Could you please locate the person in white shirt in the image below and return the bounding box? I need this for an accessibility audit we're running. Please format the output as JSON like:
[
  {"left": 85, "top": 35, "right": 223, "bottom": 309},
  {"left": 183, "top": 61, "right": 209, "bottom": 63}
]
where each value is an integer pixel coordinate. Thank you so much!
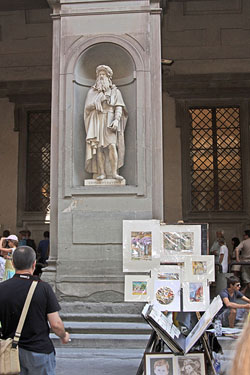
[
  {"left": 0, "top": 255, "right": 6, "bottom": 281},
  {"left": 219, "top": 238, "right": 228, "bottom": 273},
  {"left": 210, "top": 230, "right": 225, "bottom": 264}
]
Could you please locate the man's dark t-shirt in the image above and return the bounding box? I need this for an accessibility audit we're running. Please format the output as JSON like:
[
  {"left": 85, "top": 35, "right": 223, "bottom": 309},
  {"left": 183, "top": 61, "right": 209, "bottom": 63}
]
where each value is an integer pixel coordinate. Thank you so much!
[
  {"left": 0, "top": 274, "right": 60, "bottom": 353},
  {"left": 219, "top": 287, "right": 244, "bottom": 314}
]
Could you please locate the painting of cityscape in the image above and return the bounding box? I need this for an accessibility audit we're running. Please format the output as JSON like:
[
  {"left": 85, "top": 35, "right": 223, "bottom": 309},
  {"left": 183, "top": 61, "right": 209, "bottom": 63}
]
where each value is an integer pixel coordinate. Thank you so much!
[
  {"left": 131, "top": 231, "right": 152, "bottom": 260},
  {"left": 163, "top": 232, "right": 194, "bottom": 252}
]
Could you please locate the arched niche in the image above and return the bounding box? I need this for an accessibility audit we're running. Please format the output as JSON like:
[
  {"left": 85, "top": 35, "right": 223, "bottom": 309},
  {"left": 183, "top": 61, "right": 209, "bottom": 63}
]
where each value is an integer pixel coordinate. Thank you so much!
[{"left": 73, "top": 42, "right": 137, "bottom": 187}]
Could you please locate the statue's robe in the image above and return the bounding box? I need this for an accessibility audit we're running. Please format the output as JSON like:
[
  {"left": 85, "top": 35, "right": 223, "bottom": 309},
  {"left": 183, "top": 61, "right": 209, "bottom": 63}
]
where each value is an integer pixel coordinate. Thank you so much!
[{"left": 84, "top": 85, "right": 128, "bottom": 175}]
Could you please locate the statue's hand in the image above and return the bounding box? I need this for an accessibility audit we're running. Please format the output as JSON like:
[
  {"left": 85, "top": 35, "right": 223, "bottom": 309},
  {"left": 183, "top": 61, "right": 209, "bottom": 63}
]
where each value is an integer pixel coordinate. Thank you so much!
[
  {"left": 95, "top": 92, "right": 106, "bottom": 112},
  {"left": 95, "top": 101, "right": 103, "bottom": 112},
  {"left": 109, "top": 119, "right": 119, "bottom": 132}
]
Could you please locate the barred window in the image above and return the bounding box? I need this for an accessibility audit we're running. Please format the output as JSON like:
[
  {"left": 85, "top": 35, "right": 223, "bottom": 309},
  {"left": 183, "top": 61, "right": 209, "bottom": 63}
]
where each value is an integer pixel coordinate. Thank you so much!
[
  {"left": 25, "top": 111, "right": 51, "bottom": 213},
  {"left": 189, "top": 106, "right": 243, "bottom": 212}
]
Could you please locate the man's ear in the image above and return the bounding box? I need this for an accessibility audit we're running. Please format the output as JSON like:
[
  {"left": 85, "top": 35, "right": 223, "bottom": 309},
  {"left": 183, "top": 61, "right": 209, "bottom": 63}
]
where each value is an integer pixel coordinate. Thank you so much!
[{"left": 32, "top": 260, "right": 36, "bottom": 271}]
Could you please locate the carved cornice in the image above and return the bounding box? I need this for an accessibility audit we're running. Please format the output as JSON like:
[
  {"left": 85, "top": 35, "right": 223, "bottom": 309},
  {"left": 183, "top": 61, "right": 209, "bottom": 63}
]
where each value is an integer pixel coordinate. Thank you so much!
[
  {"left": 162, "top": 71, "right": 250, "bottom": 98},
  {"left": 0, "top": 80, "right": 51, "bottom": 102},
  {"left": 47, "top": 0, "right": 60, "bottom": 9}
]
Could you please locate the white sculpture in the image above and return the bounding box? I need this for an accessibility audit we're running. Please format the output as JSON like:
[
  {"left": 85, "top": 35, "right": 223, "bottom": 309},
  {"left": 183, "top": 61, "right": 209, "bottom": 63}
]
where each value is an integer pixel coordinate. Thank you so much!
[{"left": 84, "top": 65, "right": 128, "bottom": 181}]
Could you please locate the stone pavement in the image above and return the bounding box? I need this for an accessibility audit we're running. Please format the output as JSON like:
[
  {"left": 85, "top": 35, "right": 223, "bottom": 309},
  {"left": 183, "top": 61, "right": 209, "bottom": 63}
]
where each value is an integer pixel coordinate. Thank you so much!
[
  {"left": 54, "top": 337, "right": 239, "bottom": 375},
  {"left": 55, "top": 348, "right": 144, "bottom": 375}
]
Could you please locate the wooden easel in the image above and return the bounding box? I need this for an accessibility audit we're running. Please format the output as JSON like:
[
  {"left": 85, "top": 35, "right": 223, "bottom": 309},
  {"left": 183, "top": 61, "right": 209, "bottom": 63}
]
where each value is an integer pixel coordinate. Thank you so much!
[{"left": 136, "top": 313, "right": 217, "bottom": 375}]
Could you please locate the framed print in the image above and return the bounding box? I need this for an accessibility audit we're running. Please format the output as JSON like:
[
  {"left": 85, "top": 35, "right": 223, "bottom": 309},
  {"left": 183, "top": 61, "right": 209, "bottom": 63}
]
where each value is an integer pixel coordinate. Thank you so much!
[
  {"left": 123, "top": 220, "right": 160, "bottom": 272},
  {"left": 182, "top": 281, "right": 210, "bottom": 312},
  {"left": 160, "top": 224, "right": 202, "bottom": 263},
  {"left": 182, "top": 255, "right": 215, "bottom": 282},
  {"left": 124, "top": 274, "right": 153, "bottom": 302},
  {"left": 152, "top": 266, "right": 181, "bottom": 311},
  {"left": 144, "top": 353, "right": 175, "bottom": 375},
  {"left": 176, "top": 353, "right": 206, "bottom": 375}
]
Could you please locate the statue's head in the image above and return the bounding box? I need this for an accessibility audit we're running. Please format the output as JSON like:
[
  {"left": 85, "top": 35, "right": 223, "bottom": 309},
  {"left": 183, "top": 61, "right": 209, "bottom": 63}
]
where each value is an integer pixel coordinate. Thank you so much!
[
  {"left": 95, "top": 65, "right": 113, "bottom": 92},
  {"left": 96, "top": 65, "right": 113, "bottom": 79}
]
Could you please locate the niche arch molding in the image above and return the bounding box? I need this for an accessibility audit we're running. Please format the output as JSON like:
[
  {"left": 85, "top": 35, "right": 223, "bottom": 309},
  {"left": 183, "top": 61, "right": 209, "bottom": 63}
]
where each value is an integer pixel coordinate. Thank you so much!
[{"left": 61, "top": 34, "right": 147, "bottom": 197}]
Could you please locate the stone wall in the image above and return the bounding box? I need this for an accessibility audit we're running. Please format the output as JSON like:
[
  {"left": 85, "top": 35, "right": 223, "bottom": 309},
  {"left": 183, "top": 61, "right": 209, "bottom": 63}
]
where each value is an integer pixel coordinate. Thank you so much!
[
  {"left": 0, "top": 8, "right": 52, "bottom": 82},
  {"left": 162, "top": 0, "right": 250, "bottom": 248},
  {"left": 0, "top": 98, "right": 18, "bottom": 233},
  {"left": 46, "top": 0, "right": 163, "bottom": 301},
  {"left": 0, "top": 7, "right": 52, "bottom": 241}
]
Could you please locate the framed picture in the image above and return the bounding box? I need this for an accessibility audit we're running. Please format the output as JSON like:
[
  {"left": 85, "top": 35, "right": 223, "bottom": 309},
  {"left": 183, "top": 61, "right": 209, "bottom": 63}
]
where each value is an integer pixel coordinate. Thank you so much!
[
  {"left": 160, "top": 224, "right": 202, "bottom": 263},
  {"left": 151, "top": 266, "right": 181, "bottom": 311},
  {"left": 124, "top": 274, "right": 153, "bottom": 302},
  {"left": 123, "top": 220, "right": 160, "bottom": 272},
  {"left": 182, "top": 281, "right": 210, "bottom": 312},
  {"left": 144, "top": 353, "right": 175, "bottom": 375},
  {"left": 182, "top": 255, "right": 215, "bottom": 282},
  {"left": 176, "top": 353, "right": 206, "bottom": 375}
]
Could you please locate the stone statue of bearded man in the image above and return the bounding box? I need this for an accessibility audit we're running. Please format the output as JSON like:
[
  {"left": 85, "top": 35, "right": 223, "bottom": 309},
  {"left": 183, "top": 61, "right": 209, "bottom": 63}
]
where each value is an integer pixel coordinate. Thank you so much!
[{"left": 84, "top": 65, "right": 128, "bottom": 181}]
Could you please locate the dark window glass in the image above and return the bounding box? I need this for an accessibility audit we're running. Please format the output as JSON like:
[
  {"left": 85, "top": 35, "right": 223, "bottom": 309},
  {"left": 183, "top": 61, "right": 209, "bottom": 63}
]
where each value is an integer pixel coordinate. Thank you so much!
[
  {"left": 189, "top": 107, "right": 243, "bottom": 212},
  {"left": 25, "top": 111, "right": 51, "bottom": 212}
]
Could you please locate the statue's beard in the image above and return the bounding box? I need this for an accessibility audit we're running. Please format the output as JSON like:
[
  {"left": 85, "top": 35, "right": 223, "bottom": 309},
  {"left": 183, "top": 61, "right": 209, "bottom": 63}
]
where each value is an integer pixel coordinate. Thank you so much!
[{"left": 95, "top": 76, "right": 110, "bottom": 92}]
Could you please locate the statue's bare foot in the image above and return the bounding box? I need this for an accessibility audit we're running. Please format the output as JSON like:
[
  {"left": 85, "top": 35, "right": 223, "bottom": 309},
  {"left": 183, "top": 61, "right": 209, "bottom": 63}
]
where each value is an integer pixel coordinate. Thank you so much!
[
  {"left": 96, "top": 174, "right": 106, "bottom": 180},
  {"left": 113, "top": 174, "right": 124, "bottom": 181}
]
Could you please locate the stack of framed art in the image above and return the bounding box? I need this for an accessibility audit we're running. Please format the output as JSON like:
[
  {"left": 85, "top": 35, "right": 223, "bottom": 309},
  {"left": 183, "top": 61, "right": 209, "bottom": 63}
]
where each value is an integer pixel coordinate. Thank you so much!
[{"left": 123, "top": 220, "right": 214, "bottom": 312}]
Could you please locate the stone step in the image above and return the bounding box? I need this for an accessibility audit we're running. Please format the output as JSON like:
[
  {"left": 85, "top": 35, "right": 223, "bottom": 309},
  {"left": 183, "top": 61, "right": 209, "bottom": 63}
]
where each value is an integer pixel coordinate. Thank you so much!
[
  {"left": 55, "top": 302, "right": 149, "bottom": 349},
  {"left": 55, "top": 348, "right": 144, "bottom": 375},
  {"left": 63, "top": 321, "right": 151, "bottom": 335},
  {"left": 59, "top": 302, "right": 144, "bottom": 315},
  {"left": 51, "top": 333, "right": 151, "bottom": 349},
  {"left": 60, "top": 312, "right": 143, "bottom": 323}
]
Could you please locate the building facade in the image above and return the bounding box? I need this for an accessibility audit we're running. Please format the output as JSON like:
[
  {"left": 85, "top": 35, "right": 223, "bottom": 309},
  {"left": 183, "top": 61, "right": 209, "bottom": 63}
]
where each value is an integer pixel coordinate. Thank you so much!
[{"left": 0, "top": 0, "right": 249, "bottom": 301}]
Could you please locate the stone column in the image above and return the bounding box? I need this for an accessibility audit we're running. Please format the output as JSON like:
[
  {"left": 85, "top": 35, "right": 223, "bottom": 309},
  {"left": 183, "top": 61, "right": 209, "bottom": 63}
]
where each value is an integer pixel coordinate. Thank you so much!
[
  {"left": 44, "top": 3, "right": 61, "bottom": 288},
  {"left": 45, "top": 0, "right": 163, "bottom": 302}
]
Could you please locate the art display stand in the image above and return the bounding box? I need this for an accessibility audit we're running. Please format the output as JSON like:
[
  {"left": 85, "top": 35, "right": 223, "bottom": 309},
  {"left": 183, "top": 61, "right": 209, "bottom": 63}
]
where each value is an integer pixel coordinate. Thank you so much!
[{"left": 136, "top": 296, "right": 223, "bottom": 375}]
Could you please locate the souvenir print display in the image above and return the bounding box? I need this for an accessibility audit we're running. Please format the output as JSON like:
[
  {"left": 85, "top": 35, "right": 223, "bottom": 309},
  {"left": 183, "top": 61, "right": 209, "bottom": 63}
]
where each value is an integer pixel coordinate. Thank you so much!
[
  {"left": 124, "top": 274, "right": 153, "bottom": 302},
  {"left": 123, "top": 220, "right": 160, "bottom": 272},
  {"left": 160, "top": 225, "right": 201, "bottom": 263},
  {"left": 182, "top": 281, "right": 210, "bottom": 312},
  {"left": 182, "top": 255, "right": 215, "bottom": 282},
  {"left": 152, "top": 266, "right": 181, "bottom": 311},
  {"left": 142, "top": 296, "right": 223, "bottom": 355}
]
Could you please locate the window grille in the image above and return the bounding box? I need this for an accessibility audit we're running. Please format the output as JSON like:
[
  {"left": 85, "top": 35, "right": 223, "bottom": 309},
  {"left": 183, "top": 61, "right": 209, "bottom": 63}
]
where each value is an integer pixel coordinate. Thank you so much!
[
  {"left": 25, "top": 111, "right": 51, "bottom": 213},
  {"left": 189, "top": 106, "right": 243, "bottom": 212}
]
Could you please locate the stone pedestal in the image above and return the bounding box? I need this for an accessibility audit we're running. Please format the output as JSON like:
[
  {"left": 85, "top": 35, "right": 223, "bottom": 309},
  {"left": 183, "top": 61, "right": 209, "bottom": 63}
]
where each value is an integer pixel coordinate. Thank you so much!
[
  {"left": 45, "top": 0, "right": 163, "bottom": 302},
  {"left": 84, "top": 179, "right": 126, "bottom": 186}
]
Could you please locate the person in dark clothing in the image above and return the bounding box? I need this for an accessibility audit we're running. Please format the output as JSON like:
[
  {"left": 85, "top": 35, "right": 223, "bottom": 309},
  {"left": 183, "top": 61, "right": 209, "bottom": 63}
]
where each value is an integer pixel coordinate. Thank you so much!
[
  {"left": 37, "top": 231, "right": 50, "bottom": 264},
  {"left": 2, "top": 229, "right": 10, "bottom": 238},
  {"left": 217, "top": 276, "right": 250, "bottom": 327},
  {"left": 0, "top": 246, "right": 70, "bottom": 375},
  {"left": 26, "top": 230, "right": 36, "bottom": 253}
]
